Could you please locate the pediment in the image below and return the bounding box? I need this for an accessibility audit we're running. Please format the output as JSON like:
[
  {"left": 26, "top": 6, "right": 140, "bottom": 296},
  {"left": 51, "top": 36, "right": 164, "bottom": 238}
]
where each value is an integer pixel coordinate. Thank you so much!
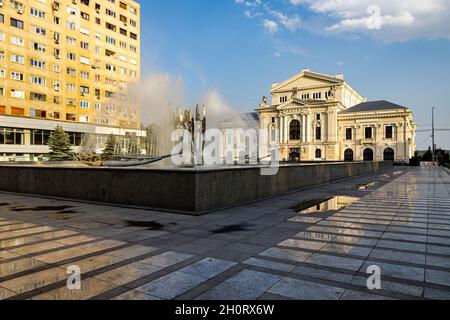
[
  {"left": 276, "top": 99, "right": 308, "bottom": 110},
  {"left": 272, "top": 70, "right": 343, "bottom": 93}
]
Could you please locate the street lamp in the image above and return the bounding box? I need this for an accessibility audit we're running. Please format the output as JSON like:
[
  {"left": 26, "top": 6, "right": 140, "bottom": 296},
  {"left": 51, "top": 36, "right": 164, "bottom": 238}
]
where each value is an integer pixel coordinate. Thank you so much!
[{"left": 432, "top": 107, "right": 437, "bottom": 165}]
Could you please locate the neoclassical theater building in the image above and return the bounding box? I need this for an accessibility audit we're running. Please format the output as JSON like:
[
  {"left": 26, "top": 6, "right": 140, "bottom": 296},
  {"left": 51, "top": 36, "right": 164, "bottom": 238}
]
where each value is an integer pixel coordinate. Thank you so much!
[{"left": 258, "top": 69, "right": 417, "bottom": 163}]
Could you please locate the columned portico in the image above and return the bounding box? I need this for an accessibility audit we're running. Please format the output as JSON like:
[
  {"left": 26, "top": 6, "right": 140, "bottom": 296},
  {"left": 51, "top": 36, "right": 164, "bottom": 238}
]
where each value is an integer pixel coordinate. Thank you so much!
[{"left": 258, "top": 69, "right": 416, "bottom": 163}]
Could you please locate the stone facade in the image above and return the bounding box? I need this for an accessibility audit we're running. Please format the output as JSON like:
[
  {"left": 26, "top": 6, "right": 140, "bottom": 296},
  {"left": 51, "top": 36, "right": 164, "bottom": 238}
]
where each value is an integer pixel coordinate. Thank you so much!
[{"left": 258, "top": 69, "right": 416, "bottom": 163}]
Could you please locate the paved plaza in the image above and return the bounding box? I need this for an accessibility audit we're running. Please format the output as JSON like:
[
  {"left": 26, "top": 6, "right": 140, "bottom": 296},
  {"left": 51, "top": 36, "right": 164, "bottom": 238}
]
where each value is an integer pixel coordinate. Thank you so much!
[{"left": 1, "top": 167, "right": 450, "bottom": 300}]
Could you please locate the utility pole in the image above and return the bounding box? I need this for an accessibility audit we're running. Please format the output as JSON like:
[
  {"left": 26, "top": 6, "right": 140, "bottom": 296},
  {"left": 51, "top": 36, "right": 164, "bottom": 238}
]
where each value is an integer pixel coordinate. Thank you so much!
[{"left": 432, "top": 107, "right": 437, "bottom": 165}]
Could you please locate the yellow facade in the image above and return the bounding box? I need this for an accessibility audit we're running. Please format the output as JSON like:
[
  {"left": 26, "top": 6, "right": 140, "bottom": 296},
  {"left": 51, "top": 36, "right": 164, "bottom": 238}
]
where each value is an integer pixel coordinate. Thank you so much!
[{"left": 0, "top": 0, "right": 141, "bottom": 128}]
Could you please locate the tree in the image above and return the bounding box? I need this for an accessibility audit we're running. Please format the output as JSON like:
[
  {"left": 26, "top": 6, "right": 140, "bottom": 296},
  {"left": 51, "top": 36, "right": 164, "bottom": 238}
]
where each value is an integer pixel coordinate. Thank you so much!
[
  {"left": 47, "top": 126, "right": 75, "bottom": 161},
  {"left": 101, "top": 134, "right": 117, "bottom": 161}
]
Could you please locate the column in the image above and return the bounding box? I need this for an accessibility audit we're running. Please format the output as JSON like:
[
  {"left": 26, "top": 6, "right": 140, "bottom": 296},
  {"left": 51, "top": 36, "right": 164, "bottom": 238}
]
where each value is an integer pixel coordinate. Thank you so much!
[
  {"left": 306, "top": 113, "right": 311, "bottom": 143},
  {"left": 302, "top": 114, "right": 306, "bottom": 142}
]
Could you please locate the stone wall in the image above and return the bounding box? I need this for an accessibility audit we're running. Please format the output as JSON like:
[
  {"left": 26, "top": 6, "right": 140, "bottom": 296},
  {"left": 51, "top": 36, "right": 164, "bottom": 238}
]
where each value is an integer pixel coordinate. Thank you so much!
[{"left": 0, "top": 162, "right": 392, "bottom": 214}]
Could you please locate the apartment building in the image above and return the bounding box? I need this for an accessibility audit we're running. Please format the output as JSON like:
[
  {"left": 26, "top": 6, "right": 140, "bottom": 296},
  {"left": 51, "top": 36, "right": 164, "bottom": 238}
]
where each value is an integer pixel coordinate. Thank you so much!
[{"left": 0, "top": 0, "right": 145, "bottom": 161}]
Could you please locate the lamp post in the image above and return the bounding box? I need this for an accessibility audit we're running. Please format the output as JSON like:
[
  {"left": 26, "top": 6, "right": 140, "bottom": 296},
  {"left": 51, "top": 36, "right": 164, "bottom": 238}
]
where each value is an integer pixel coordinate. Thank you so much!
[{"left": 432, "top": 107, "right": 437, "bottom": 165}]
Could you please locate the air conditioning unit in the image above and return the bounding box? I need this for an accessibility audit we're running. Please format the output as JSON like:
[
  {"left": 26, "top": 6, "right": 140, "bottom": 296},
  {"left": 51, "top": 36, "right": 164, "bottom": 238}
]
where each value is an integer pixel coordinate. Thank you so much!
[{"left": 17, "top": 7, "right": 24, "bottom": 14}]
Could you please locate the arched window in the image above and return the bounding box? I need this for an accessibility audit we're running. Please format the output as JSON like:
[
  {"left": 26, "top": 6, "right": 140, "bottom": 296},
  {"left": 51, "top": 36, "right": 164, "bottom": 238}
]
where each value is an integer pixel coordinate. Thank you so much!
[
  {"left": 344, "top": 149, "right": 354, "bottom": 162},
  {"left": 363, "top": 148, "right": 374, "bottom": 162},
  {"left": 289, "top": 120, "right": 301, "bottom": 140},
  {"left": 384, "top": 148, "right": 395, "bottom": 161},
  {"left": 315, "top": 149, "right": 322, "bottom": 159}
]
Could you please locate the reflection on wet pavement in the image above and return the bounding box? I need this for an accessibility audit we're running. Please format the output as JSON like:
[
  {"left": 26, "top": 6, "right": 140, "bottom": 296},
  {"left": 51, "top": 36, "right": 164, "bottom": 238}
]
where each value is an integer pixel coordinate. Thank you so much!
[{"left": 0, "top": 167, "right": 450, "bottom": 300}]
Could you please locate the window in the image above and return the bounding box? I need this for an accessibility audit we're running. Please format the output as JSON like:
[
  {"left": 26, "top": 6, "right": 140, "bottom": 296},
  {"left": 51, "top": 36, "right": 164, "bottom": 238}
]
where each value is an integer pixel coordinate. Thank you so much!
[
  {"left": 11, "top": 54, "right": 24, "bottom": 64},
  {"left": 106, "top": 9, "right": 116, "bottom": 17},
  {"left": 316, "top": 113, "right": 321, "bottom": 121},
  {"left": 31, "top": 130, "right": 52, "bottom": 146},
  {"left": 30, "top": 8, "right": 46, "bottom": 19},
  {"left": 106, "top": 22, "right": 116, "bottom": 32},
  {"left": 80, "top": 101, "right": 90, "bottom": 108},
  {"left": 66, "top": 114, "right": 77, "bottom": 121},
  {"left": 106, "top": 36, "right": 116, "bottom": 45},
  {"left": 10, "top": 18, "right": 24, "bottom": 29},
  {"left": 0, "top": 69, "right": 5, "bottom": 78},
  {"left": 30, "top": 109, "right": 47, "bottom": 118},
  {"left": 11, "top": 90, "right": 25, "bottom": 99},
  {"left": 80, "top": 86, "right": 90, "bottom": 95},
  {"left": 130, "top": 32, "right": 137, "bottom": 40},
  {"left": 80, "top": 41, "right": 90, "bottom": 50},
  {"left": 30, "top": 92, "right": 47, "bottom": 102},
  {"left": 80, "top": 56, "right": 90, "bottom": 65},
  {"left": 30, "top": 59, "right": 46, "bottom": 69},
  {"left": 289, "top": 120, "right": 301, "bottom": 140},
  {"left": 0, "top": 128, "right": 25, "bottom": 145},
  {"left": 11, "top": 72, "right": 24, "bottom": 81},
  {"left": 80, "top": 71, "right": 90, "bottom": 79},
  {"left": 0, "top": 51, "right": 4, "bottom": 59},
  {"left": 385, "top": 126, "right": 393, "bottom": 139},
  {"left": 31, "top": 25, "right": 46, "bottom": 36},
  {"left": 11, "top": 36, "right": 24, "bottom": 46},
  {"left": 67, "top": 37, "right": 76, "bottom": 45},
  {"left": 67, "top": 68, "right": 76, "bottom": 76},
  {"left": 67, "top": 21, "right": 76, "bottom": 30},
  {"left": 315, "top": 149, "right": 322, "bottom": 159},
  {"left": 30, "top": 76, "right": 46, "bottom": 86},
  {"left": 316, "top": 127, "right": 322, "bottom": 140},
  {"left": 106, "top": 64, "right": 116, "bottom": 72},
  {"left": 0, "top": 14, "right": 4, "bottom": 24},
  {"left": 280, "top": 96, "right": 288, "bottom": 103},
  {"left": 67, "top": 53, "right": 76, "bottom": 60},
  {"left": 346, "top": 128, "right": 352, "bottom": 140},
  {"left": 365, "top": 127, "right": 373, "bottom": 139},
  {"left": 67, "top": 84, "right": 76, "bottom": 91},
  {"left": 31, "top": 42, "right": 46, "bottom": 52}
]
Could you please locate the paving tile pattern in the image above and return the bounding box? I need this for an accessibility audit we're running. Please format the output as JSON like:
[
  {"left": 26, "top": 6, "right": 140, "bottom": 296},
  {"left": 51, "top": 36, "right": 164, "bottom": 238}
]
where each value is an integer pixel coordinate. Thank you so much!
[{"left": 0, "top": 167, "right": 450, "bottom": 300}]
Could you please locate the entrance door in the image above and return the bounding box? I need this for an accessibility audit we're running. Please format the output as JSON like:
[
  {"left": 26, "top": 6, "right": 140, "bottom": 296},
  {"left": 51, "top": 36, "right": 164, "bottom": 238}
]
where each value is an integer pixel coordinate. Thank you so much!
[
  {"left": 384, "top": 148, "right": 395, "bottom": 161},
  {"left": 344, "top": 149, "right": 354, "bottom": 162},
  {"left": 289, "top": 148, "right": 300, "bottom": 162},
  {"left": 363, "top": 148, "right": 374, "bottom": 161}
]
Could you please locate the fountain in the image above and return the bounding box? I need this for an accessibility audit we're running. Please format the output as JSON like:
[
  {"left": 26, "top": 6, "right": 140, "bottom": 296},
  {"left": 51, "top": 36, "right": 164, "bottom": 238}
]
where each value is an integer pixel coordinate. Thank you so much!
[{"left": 102, "top": 104, "right": 206, "bottom": 168}]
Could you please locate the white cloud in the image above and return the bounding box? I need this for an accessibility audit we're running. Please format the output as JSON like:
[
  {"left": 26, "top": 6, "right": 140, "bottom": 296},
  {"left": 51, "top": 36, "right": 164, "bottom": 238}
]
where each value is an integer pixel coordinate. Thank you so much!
[
  {"left": 262, "top": 19, "right": 279, "bottom": 33},
  {"left": 289, "top": 0, "right": 450, "bottom": 41}
]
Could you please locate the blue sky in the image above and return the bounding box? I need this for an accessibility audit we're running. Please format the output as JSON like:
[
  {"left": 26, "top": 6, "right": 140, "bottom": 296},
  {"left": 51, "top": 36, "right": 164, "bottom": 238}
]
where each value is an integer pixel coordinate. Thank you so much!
[{"left": 139, "top": 0, "right": 450, "bottom": 150}]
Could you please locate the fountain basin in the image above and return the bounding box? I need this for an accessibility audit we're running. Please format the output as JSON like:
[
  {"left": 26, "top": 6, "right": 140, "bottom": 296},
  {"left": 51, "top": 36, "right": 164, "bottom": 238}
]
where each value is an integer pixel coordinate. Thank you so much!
[{"left": 0, "top": 162, "right": 392, "bottom": 215}]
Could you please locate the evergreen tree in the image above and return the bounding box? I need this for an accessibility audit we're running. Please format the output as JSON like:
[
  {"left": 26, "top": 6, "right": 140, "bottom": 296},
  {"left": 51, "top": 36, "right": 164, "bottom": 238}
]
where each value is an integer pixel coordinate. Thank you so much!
[
  {"left": 47, "top": 126, "right": 75, "bottom": 161},
  {"left": 102, "top": 134, "right": 117, "bottom": 161}
]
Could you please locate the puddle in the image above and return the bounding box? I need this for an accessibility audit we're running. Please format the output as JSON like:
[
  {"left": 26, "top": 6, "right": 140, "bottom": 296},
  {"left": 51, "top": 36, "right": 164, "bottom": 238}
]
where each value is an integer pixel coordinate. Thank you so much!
[
  {"left": 356, "top": 182, "right": 378, "bottom": 191},
  {"left": 291, "top": 196, "right": 360, "bottom": 214},
  {"left": 125, "top": 220, "right": 165, "bottom": 230},
  {"left": 212, "top": 223, "right": 252, "bottom": 234},
  {"left": 0, "top": 203, "right": 10, "bottom": 207},
  {"left": 7, "top": 206, "right": 74, "bottom": 212}
]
